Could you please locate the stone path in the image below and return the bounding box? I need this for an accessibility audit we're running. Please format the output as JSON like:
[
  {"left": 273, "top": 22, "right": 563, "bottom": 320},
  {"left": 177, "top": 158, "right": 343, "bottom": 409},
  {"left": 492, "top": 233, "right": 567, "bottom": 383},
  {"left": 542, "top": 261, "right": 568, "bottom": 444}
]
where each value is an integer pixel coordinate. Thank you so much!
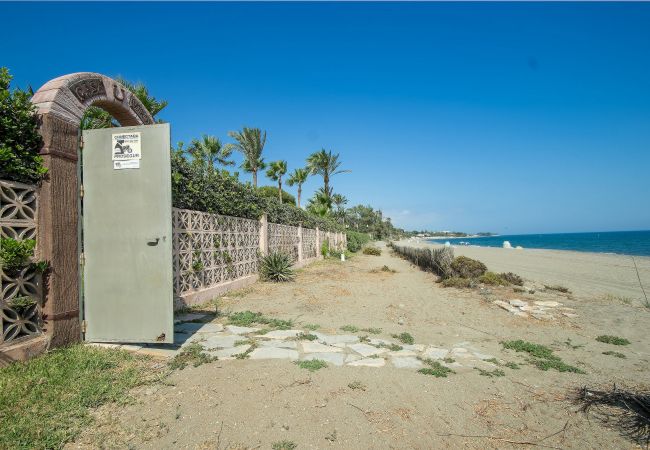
[
  {"left": 492, "top": 299, "right": 578, "bottom": 321},
  {"left": 89, "top": 314, "right": 506, "bottom": 373}
]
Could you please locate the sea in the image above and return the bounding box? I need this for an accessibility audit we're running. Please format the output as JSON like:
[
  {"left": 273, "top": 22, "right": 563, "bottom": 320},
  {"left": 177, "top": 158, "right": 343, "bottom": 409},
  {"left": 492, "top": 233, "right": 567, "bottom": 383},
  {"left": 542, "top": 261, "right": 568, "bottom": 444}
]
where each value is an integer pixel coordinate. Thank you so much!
[{"left": 426, "top": 230, "right": 650, "bottom": 257}]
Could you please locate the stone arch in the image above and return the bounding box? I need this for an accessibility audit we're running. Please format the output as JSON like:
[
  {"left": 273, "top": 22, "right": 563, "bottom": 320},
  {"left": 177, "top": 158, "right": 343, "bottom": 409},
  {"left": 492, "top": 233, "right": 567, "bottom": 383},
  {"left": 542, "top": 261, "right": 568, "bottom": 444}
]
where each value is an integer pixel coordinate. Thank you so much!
[{"left": 31, "top": 73, "right": 154, "bottom": 348}]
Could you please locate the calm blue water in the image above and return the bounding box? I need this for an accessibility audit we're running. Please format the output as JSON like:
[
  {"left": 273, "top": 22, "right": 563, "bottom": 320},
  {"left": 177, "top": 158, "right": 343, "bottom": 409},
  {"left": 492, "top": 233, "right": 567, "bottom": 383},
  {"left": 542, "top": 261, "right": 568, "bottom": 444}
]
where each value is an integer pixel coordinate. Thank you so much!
[{"left": 427, "top": 230, "right": 650, "bottom": 257}]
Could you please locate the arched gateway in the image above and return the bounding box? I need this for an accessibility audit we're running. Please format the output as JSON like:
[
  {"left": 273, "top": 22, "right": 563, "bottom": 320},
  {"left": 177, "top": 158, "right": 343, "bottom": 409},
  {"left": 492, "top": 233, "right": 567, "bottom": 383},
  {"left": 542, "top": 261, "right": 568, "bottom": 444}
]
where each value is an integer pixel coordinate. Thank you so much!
[{"left": 31, "top": 73, "right": 155, "bottom": 348}]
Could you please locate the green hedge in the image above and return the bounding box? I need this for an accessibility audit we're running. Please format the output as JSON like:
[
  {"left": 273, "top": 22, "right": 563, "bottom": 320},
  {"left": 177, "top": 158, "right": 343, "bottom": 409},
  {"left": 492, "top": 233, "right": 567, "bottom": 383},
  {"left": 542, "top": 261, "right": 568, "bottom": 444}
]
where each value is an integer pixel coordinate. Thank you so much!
[
  {"left": 171, "top": 151, "right": 342, "bottom": 231},
  {"left": 0, "top": 68, "right": 46, "bottom": 183},
  {"left": 346, "top": 230, "right": 371, "bottom": 252}
]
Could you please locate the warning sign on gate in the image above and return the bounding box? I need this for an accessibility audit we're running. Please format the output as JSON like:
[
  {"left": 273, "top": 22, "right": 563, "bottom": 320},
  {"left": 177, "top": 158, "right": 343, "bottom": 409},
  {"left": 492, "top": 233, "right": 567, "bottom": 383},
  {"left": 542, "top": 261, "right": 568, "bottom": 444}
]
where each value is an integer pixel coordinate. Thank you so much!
[{"left": 112, "top": 132, "right": 141, "bottom": 161}]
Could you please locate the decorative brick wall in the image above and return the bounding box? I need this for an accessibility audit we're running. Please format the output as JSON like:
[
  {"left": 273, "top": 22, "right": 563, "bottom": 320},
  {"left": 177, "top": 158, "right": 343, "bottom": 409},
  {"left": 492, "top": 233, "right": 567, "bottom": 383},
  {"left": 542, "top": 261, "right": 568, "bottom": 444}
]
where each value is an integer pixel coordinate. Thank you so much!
[
  {"left": 172, "top": 208, "right": 346, "bottom": 307},
  {"left": 0, "top": 180, "right": 42, "bottom": 346}
]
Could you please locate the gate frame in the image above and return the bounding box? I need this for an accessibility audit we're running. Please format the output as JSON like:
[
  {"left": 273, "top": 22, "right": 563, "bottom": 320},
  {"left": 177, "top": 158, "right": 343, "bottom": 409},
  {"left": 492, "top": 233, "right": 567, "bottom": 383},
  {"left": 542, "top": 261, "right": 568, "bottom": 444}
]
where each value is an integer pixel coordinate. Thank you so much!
[{"left": 31, "top": 73, "right": 154, "bottom": 349}]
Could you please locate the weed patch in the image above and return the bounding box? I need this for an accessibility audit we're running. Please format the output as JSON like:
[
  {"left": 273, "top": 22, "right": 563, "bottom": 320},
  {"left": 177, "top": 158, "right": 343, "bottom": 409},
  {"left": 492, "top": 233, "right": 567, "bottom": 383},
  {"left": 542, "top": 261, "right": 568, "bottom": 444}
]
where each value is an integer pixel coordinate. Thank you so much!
[
  {"left": 603, "top": 351, "right": 626, "bottom": 359},
  {"left": 295, "top": 359, "right": 327, "bottom": 372},
  {"left": 340, "top": 324, "right": 359, "bottom": 333},
  {"left": 363, "top": 246, "right": 381, "bottom": 256},
  {"left": 304, "top": 323, "right": 320, "bottom": 331},
  {"left": 295, "top": 332, "right": 318, "bottom": 341},
  {"left": 228, "top": 310, "right": 293, "bottom": 330},
  {"left": 476, "top": 368, "right": 505, "bottom": 377},
  {"left": 169, "top": 343, "right": 215, "bottom": 370},
  {"left": 392, "top": 332, "right": 415, "bottom": 345},
  {"left": 544, "top": 284, "right": 571, "bottom": 294},
  {"left": 361, "top": 327, "right": 382, "bottom": 334},
  {"left": 417, "top": 359, "right": 455, "bottom": 377},
  {"left": 501, "top": 339, "right": 585, "bottom": 374},
  {"left": 348, "top": 381, "right": 367, "bottom": 390},
  {"left": 596, "top": 335, "right": 630, "bottom": 346},
  {"left": 272, "top": 440, "right": 297, "bottom": 450}
]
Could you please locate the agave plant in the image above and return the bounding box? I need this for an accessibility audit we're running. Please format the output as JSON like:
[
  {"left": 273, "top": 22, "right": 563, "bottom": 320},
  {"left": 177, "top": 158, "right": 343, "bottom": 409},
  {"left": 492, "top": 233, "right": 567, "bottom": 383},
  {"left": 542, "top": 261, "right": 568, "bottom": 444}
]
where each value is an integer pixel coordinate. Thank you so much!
[{"left": 259, "top": 251, "right": 295, "bottom": 282}]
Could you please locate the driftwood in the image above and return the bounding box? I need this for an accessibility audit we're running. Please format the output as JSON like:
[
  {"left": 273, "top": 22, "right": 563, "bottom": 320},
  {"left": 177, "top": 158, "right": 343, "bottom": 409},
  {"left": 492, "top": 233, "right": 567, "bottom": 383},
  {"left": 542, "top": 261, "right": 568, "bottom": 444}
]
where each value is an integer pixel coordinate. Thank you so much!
[{"left": 573, "top": 385, "right": 650, "bottom": 446}]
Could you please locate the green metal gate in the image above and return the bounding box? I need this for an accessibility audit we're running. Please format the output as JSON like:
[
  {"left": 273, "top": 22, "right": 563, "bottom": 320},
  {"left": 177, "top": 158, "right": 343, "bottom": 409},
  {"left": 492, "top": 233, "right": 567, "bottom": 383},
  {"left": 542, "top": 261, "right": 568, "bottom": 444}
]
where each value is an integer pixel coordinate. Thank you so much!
[{"left": 81, "top": 124, "right": 173, "bottom": 343}]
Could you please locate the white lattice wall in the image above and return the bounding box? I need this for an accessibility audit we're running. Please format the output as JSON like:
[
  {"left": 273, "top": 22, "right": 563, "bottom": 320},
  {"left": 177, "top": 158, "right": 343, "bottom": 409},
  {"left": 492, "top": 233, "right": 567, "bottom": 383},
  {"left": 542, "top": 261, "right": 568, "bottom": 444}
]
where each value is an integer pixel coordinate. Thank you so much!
[
  {"left": 0, "top": 179, "right": 42, "bottom": 346},
  {"left": 172, "top": 208, "right": 344, "bottom": 304},
  {"left": 268, "top": 222, "right": 300, "bottom": 261},
  {"left": 172, "top": 208, "right": 261, "bottom": 299}
]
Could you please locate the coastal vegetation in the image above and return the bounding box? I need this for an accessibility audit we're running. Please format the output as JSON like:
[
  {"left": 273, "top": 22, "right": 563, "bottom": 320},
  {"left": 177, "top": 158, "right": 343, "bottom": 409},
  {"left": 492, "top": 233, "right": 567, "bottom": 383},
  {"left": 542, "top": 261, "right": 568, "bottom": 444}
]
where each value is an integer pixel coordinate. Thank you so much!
[
  {"left": 362, "top": 246, "right": 381, "bottom": 256},
  {"left": 259, "top": 251, "right": 296, "bottom": 282}
]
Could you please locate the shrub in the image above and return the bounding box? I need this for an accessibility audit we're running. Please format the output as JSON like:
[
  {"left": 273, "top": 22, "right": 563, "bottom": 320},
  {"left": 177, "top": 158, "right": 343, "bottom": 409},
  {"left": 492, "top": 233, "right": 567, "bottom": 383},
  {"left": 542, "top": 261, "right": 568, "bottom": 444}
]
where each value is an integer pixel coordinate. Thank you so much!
[
  {"left": 441, "top": 277, "right": 474, "bottom": 288},
  {"left": 346, "top": 231, "right": 371, "bottom": 252},
  {"left": 321, "top": 238, "right": 330, "bottom": 256},
  {"left": 450, "top": 256, "right": 487, "bottom": 278},
  {"left": 257, "top": 185, "right": 296, "bottom": 205},
  {"left": 259, "top": 251, "right": 295, "bottom": 282},
  {"left": 479, "top": 271, "right": 509, "bottom": 286},
  {"left": 0, "top": 237, "right": 36, "bottom": 273},
  {"left": 171, "top": 151, "right": 342, "bottom": 231},
  {"left": 363, "top": 246, "right": 381, "bottom": 256},
  {"left": 501, "top": 272, "right": 524, "bottom": 286},
  {"left": 0, "top": 67, "right": 47, "bottom": 183}
]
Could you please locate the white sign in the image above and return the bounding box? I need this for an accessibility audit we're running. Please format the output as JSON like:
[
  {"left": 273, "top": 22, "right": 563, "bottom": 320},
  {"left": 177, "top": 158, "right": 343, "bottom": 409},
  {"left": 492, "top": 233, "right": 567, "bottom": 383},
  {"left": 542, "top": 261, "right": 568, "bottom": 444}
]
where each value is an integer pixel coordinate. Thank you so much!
[
  {"left": 113, "top": 160, "right": 140, "bottom": 170},
  {"left": 112, "top": 132, "right": 141, "bottom": 161}
]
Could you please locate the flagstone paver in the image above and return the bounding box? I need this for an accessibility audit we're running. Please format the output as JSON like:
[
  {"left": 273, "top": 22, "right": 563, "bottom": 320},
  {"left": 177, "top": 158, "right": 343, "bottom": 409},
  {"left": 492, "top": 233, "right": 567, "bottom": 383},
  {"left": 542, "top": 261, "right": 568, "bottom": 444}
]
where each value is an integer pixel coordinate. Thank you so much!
[
  {"left": 225, "top": 325, "right": 260, "bottom": 334},
  {"left": 263, "top": 330, "right": 303, "bottom": 339},
  {"left": 249, "top": 347, "right": 299, "bottom": 360},
  {"left": 302, "top": 352, "right": 346, "bottom": 366},
  {"left": 391, "top": 356, "right": 423, "bottom": 369},
  {"left": 348, "top": 357, "right": 386, "bottom": 367},
  {"left": 313, "top": 332, "right": 359, "bottom": 345},
  {"left": 96, "top": 321, "right": 513, "bottom": 376},
  {"left": 302, "top": 341, "right": 344, "bottom": 353},
  {"left": 349, "top": 343, "right": 389, "bottom": 357}
]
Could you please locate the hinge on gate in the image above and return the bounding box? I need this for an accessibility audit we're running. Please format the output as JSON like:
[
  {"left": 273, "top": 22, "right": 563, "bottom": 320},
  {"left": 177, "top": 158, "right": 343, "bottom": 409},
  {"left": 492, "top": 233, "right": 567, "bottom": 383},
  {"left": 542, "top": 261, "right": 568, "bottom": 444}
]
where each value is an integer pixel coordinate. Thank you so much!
[
  {"left": 79, "top": 252, "right": 85, "bottom": 266},
  {"left": 81, "top": 320, "right": 87, "bottom": 334},
  {"left": 79, "top": 136, "right": 84, "bottom": 151},
  {"left": 79, "top": 184, "right": 84, "bottom": 199}
]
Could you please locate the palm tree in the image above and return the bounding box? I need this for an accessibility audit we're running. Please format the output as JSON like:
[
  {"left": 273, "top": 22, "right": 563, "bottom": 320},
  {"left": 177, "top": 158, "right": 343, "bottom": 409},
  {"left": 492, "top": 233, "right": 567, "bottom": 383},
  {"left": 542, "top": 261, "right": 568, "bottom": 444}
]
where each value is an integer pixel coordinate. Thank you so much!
[
  {"left": 265, "top": 160, "right": 288, "bottom": 203},
  {"left": 227, "top": 127, "right": 267, "bottom": 187},
  {"left": 306, "top": 187, "right": 334, "bottom": 217},
  {"left": 306, "top": 149, "right": 350, "bottom": 197},
  {"left": 188, "top": 135, "right": 234, "bottom": 174},
  {"left": 286, "top": 168, "right": 310, "bottom": 208},
  {"left": 332, "top": 193, "right": 348, "bottom": 224},
  {"left": 80, "top": 77, "right": 168, "bottom": 130}
]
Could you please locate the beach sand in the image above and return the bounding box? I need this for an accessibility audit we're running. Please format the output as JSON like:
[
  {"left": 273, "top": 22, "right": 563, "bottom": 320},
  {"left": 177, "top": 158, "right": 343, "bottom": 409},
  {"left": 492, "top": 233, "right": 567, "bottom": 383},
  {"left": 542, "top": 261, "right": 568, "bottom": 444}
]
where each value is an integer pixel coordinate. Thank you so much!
[
  {"left": 71, "top": 242, "right": 650, "bottom": 449},
  {"left": 401, "top": 239, "right": 650, "bottom": 303}
]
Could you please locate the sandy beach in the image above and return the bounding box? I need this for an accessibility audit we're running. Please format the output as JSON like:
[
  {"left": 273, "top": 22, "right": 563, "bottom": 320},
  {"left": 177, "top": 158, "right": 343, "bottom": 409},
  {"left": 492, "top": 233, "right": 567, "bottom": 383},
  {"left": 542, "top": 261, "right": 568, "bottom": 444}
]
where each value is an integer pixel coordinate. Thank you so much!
[
  {"left": 401, "top": 239, "right": 650, "bottom": 303},
  {"left": 71, "top": 242, "right": 650, "bottom": 449}
]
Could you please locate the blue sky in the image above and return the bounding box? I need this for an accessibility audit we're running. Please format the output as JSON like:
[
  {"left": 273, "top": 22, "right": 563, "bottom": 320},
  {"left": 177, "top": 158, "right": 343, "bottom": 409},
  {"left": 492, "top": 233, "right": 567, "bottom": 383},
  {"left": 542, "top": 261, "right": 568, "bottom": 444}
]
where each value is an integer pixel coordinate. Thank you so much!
[{"left": 2, "top": 2, "right": 649, "bottom": 234}]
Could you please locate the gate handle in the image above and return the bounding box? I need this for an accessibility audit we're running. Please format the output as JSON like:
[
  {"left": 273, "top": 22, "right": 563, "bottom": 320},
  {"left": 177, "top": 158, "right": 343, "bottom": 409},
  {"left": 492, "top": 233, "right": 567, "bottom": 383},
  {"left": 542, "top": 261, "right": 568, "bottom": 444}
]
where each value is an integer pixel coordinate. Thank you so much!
[{"left": 147, "top": 237, "right": 160, "bottom": 246}]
